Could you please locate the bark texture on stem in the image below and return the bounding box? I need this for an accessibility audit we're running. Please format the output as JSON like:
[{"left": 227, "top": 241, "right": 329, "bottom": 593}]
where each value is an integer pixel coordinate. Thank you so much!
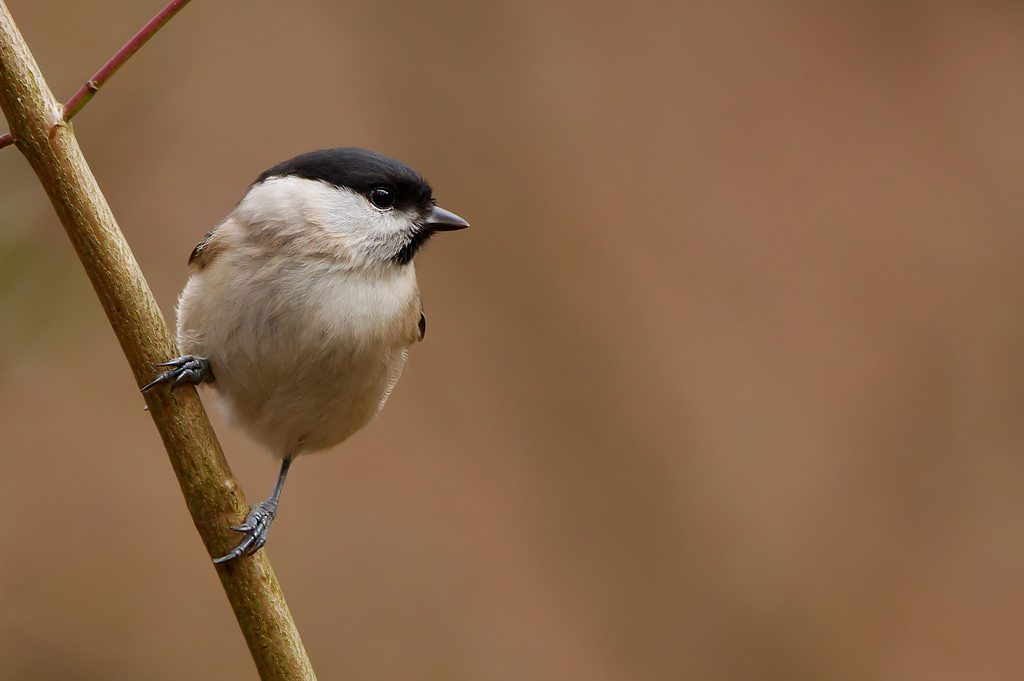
[
  {"left": 0, "top": 3, "right": 316, "bottom": 679},
  {"left": 0, "top": 0, "right": 192, "bottom": 149}
]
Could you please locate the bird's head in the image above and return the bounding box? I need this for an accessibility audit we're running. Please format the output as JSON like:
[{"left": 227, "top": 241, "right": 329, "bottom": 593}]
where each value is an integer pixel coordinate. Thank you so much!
[{"left": 235, "top": 147, "right": 468, "bottom": 271}]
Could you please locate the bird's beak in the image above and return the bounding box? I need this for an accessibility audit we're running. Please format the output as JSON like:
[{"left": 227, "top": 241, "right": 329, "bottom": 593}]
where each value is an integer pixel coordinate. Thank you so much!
[{"left": 425, "top": 205, "right": 470, "bottom": 231}]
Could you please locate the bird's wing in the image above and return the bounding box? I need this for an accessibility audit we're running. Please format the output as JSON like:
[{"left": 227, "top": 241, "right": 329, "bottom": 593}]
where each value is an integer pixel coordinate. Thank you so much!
[{"left": 188, "top": 227, "right": 223, "bottom": 269}]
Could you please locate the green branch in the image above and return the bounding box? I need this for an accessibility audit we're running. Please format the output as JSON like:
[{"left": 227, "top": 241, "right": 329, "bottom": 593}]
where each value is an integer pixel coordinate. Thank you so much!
[{"left": 0, "top": 2, "right": 316, "bottom": 679}]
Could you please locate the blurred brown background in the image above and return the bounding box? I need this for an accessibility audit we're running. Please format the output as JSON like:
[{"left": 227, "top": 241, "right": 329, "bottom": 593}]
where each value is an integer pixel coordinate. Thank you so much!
[{"left": 2, "top": 0, "right": 1023, "bottom": 679}]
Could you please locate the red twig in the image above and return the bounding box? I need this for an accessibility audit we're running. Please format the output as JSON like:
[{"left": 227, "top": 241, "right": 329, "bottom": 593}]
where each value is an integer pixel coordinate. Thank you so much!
[
  {"left": 62, "top": 0, "right": 191, "bottom": 119},
  {"left": 0, "top": 0, "right": 190, "bottom": 149}
]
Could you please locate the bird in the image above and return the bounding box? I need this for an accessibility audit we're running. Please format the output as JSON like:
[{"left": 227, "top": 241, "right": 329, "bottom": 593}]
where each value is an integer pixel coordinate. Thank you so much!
[{"left": 142, "top": 147, "right": 469, "bottom": 563}]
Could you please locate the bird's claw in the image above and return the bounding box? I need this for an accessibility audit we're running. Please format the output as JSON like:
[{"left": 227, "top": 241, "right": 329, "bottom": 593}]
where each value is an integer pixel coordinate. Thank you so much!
[
  {"left": 213, "top": 499, "right": 278, "bottom": 564},
  {"left": 141, "top": 355, "right": 212, "bottom": 393}
]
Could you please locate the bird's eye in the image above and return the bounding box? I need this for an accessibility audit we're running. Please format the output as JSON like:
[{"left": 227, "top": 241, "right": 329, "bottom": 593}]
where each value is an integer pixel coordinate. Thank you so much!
[{"left": 369, "top": 187, "right": 395, "bottom": 210}]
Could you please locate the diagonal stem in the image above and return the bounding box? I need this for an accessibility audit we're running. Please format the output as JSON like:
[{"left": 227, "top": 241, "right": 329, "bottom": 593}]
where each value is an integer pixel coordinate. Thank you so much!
[
  {"left": 0, "top": 0, "right": 190, "bottom": 149},
  {"left": 0, "top": 2, "right": 317, "bottom": 679}
]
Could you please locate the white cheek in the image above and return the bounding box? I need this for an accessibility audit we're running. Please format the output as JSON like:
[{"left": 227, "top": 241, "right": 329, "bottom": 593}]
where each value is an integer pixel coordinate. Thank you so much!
[
  {"left": 315, "top": 189, "right": 416, "bottom": 264},
  {"left": 315, "top": 188, "right": 410, "bottom": 239},
  {"left": 236, "top": 177, "right": 416, "bottom": 265}
]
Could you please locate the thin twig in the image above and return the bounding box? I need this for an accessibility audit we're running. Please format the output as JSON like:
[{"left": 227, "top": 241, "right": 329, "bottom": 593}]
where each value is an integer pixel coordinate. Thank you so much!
[
  {"left": 0, "top": 0, "right": 190, "bottom": 150},
  {"left": 0, "top": 3, "right": 317, "bottom": 679},
  {"left": 63, "top": 0, "right": 191, "bottom": 119}
]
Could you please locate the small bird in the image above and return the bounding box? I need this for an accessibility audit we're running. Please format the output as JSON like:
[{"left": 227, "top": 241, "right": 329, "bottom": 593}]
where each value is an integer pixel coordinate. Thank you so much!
[{"left": 143, "top": 147, "right": 468, "bottom": 563}]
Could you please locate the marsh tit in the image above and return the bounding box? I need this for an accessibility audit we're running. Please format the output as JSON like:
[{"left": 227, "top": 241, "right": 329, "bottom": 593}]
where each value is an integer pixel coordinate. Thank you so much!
[{"left": 143, "top": 147, "right": 469, "bottom": 563}]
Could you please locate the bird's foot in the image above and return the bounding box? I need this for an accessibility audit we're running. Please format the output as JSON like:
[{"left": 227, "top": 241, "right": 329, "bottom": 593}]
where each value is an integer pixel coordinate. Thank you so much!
[
  {"left": 213, "top": 499, "right": 278, "bottom": 564},
  {"left": 141, "top": 355, "right": 212, "bottom": 392}
]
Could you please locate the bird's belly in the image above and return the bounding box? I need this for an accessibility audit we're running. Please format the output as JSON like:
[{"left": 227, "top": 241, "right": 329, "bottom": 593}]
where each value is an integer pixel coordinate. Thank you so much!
[
  {"left": 176, "top": 258, "right": 419, "bottom": 458},
  {"left": 213, "top": 343, "right": 408, "bottom": 457}
]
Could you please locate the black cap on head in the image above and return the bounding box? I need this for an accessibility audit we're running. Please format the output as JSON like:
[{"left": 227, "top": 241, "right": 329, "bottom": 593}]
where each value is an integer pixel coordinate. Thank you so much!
[{"left": 256, "top": 147, "right": 434, "bottom": 212}]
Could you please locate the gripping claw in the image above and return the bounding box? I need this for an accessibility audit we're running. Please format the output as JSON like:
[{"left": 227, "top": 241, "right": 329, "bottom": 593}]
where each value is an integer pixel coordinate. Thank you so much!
[
  {"left": 141, "top": 355, "right": 212, "bottom": 393},
  {"left": 214, "top": 499, "right": 278, "bottom": 564}
]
